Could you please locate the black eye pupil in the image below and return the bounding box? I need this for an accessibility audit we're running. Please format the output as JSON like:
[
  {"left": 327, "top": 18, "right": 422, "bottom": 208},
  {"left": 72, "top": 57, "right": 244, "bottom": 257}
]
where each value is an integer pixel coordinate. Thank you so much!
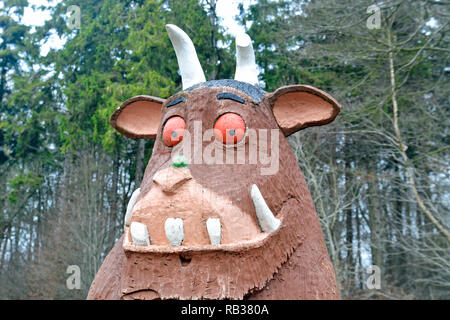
[{"left": 229, "top": 129, "right": 235, "bottom": 136}]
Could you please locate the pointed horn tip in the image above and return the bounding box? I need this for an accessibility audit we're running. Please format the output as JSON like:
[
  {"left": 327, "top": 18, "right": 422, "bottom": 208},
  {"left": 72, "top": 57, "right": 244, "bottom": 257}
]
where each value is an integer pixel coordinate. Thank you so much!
[
  {"left": 165, "top": 24, "right": 186, "bottom": 38},
  {"left": 236, "top": 33, "right": 252, "bottom": 48},
  {"left": 165, "top": 24, "right": 177, "bottom": 32},
  {"left": 250, "top": 184, "right": 259, "bottom": 196}
]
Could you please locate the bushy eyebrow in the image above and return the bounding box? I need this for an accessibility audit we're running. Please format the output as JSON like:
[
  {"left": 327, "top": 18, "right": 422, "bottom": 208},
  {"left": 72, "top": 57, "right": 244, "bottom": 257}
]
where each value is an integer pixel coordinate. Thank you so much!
[
  {"left": 166, "top": 97, "right": 185, "bottom": 108},
  {"left": 216, "top": 92, "right": 246, "bottom": 104}
]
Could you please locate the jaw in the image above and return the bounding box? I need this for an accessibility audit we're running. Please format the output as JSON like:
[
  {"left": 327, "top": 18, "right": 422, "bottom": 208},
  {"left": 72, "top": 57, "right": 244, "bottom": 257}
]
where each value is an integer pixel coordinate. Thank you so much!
[
  {"left": 119, "top": 165, "right": 300, "bottom": 299},
  {"left": 120, "top": 196, "right": 303, "bottom": 300}
]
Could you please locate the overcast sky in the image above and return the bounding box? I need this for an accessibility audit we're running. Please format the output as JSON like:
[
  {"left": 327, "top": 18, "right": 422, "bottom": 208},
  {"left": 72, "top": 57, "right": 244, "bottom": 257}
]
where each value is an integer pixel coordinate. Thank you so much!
[{"left": 21, "top": 0, "right": 254, "bottom": 56}]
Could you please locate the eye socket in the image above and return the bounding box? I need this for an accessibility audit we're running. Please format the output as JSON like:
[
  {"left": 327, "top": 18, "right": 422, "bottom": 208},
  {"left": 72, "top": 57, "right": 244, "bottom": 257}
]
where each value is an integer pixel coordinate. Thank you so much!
[
  {"left": 214, "top": 113, "right": 246, "bottom": 144},
  {"left": 163, "top": 116, "right": 185, "bottom": 147}
]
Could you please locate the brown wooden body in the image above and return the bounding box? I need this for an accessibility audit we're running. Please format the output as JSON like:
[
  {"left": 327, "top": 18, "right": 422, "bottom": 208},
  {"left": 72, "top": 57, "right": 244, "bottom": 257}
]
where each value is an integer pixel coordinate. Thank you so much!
[{"left": 88, "top": 84, "right": 340, "bottom": 300}]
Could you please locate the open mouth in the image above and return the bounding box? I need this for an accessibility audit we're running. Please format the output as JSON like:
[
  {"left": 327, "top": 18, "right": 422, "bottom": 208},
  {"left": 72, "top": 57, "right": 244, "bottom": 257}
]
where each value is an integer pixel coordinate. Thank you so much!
[{"left": 122, "top": 178, "right": 282, "bottom": 253}]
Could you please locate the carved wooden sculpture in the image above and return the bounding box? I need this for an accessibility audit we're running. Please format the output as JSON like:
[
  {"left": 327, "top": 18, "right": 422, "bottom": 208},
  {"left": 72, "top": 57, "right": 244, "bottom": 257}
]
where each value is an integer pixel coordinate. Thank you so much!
[{"left": 88, "top": 25, "right": 341, "bottom": 300}]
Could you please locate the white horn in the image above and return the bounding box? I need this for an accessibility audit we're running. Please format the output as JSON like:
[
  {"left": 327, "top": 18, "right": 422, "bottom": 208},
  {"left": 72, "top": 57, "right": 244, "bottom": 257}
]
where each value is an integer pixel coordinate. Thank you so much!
[
  {"left": 250, "top": 184, "right": 281, "bottom": 233},
  {"left": 234, "top": 33, "right": 259, "bottom": 86},
  {"left": 166, "top": 24, "right": 206, "bottom": 90}
]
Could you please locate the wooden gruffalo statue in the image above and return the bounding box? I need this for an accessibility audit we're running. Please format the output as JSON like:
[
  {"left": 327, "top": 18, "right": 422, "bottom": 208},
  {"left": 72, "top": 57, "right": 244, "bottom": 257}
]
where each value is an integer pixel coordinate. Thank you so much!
[{"left": 88, "top": 25, "right": 341, "bottom": 300}]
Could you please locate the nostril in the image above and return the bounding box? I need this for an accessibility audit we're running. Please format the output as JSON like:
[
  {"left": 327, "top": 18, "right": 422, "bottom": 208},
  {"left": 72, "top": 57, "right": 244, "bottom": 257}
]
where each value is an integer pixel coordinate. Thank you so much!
[{"left": 179, "top": 254, "right": 192, "bottom": 267}]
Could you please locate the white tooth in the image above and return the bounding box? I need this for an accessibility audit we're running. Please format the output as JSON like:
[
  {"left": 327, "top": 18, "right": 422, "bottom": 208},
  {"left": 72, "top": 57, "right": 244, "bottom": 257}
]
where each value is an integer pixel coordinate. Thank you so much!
[
  {"left": 130, "top": 221, "right": 150, "bottom": 246},
  {"left": 250, "top": 184, "right": 281, "bottom": 233},
  {"left": 125, "top": 188, "right": 140, "bottom": 227},
  {"left": 206, "top": 218, "right": 221, "bottom": 246},
  {"left": 165, "top": 218, "right": 184, "bottom": 246}
]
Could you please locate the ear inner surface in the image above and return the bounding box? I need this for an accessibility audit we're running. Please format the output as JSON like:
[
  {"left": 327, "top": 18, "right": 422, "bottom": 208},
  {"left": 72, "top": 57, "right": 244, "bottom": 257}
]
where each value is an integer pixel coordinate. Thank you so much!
[
  {"left": 269, "top": 85, "right": 341, "bottom": 136},
  {"left": 110, "top": 95, "right": 165, "bottom": 139}
]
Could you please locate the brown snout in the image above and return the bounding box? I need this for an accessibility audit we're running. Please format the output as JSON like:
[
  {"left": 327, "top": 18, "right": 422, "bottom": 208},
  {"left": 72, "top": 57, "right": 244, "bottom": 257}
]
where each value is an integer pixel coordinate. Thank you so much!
[
  {"left": 129, "top": 165, "right": 262, "bottom": 247},
  {"left": 152, "top": 166, "right": 192, "bottom": 193}
]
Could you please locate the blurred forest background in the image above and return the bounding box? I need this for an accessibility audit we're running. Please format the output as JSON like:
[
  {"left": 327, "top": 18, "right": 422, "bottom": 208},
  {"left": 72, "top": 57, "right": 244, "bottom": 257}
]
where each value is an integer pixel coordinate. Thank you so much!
[{"left": 0, "top": 0, "right": 448, "bottom": 299}]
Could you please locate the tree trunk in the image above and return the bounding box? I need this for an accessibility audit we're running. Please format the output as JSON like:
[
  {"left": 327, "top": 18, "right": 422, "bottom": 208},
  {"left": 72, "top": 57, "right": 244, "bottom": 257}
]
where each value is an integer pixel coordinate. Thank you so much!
[
  {"left": 368, "top": 161, "right": 383, "bottom": 269},
  {"left": 386, "top": 22, "right": 450, "bottom": 242}
]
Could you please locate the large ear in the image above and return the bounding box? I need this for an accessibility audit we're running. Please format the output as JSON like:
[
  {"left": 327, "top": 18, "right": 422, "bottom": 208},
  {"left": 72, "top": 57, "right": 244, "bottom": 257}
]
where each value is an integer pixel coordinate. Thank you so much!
[
  {"left": 267, "top": 85, "right": 341, "bottom": 136},
  {"left": 110, "top": 95, "right": 165, "bottom": 139}
]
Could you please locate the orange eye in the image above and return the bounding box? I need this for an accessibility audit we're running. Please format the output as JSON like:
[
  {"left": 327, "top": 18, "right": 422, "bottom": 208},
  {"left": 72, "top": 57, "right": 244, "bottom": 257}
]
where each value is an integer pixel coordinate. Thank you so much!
[
  {"left": 163, "top": 116, "right": 185, "bottom": 147},
  {"left": 214, "top": 113, "right": 246, "bottom": 144}
]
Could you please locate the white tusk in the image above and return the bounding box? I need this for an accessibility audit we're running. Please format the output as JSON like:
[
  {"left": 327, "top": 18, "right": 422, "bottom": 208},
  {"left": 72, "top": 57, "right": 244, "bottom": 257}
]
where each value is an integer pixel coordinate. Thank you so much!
[
  {"left": 250, "top": 184, "right": 281, "bottom": 233},
  {"left": 234, "top": 33, "right": 259, "bottom": 86},
  {"left": 125, "top": 188, "right": 140, "bottom": 227},
  {"left": 206, "top": 218, "right": 221, "bottom": 246},
  {"left": 165, "top": 218, "right": 184, "bottom": 246},
  {"left": 166, "top": 24, "right": 206, "bottom": 90},
  {"left": 130, "top": 221, "right": 150, "bottom": 246}
]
